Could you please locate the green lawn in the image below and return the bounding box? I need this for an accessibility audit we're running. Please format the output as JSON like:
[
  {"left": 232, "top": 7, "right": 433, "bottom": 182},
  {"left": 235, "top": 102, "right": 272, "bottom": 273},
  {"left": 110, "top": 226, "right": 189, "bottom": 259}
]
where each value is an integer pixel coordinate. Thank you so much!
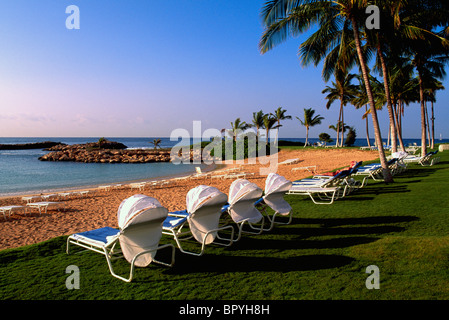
[{"left": 1, "top": 146, "right": 449, "bottom": 301}]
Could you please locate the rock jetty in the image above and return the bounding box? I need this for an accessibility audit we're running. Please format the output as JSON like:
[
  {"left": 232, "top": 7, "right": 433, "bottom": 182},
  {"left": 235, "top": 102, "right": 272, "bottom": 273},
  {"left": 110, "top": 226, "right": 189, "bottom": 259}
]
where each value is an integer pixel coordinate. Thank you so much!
[
  {"left": 38, "top": 140, "right": 177, "bottom": 163},
  {"left": 0, "top": 141, "right": 65, "bottom": 150}
]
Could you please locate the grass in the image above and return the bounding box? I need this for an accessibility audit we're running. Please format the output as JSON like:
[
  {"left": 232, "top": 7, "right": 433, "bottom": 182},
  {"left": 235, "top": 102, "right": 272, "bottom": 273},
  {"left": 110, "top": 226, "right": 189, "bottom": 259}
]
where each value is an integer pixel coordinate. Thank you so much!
[{"left": 1, "top": 146, "right": 449, "bottom": 301}]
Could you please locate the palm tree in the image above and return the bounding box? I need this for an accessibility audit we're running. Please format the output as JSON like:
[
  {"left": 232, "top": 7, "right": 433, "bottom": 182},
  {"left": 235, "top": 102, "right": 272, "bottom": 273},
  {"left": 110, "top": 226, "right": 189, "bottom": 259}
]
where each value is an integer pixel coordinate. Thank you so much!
[
  {"left": 150, "top": 139, "right": 162, "bottom": 149},
  {"left": 423, "top": 77, "right": 445, "bottom": 149},
  {"left": 388, "top": 0, "right": 449, "bottom": 156},
  {"left": 352, "top": 75, "right": 371, "bottom": 147},
  {"left": 272, "top": 107, "right": 292, "bottom": 144},
  {"left": 328, "top": 121, "right": 350, "bottom": 147},
  {"left": 261, "top": 114, "right": 280, "bottom": 146},
  {"left": 322, "top": 71, "right": 357, "bottom": 147},
  {"left": 97, "top": 137, "right": 105, "bottom": 149},
  {"left": 410, "top": 48, "right": 448, "bottom": 156},
  {"left": 259, "top": 0, "right": 394, "bottom": 182},
  {"left": 252, "top": 110, "right": 265, "bottom": 142},
  {"left": 297, "top": 108, "right": 324, "bottom": 147},
  {"left": 385, "top": 56, "right": 416, "bottom": 152},
  {"left": 228, "top": 118, "right": 251, "bottom": 142}
]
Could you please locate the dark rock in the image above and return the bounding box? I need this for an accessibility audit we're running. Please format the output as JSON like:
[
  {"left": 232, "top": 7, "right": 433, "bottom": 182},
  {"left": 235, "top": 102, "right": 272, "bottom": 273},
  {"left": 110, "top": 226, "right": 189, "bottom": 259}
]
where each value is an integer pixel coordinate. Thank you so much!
[{"left": 0, "top": 141, "right": 66, "bottom": 150}]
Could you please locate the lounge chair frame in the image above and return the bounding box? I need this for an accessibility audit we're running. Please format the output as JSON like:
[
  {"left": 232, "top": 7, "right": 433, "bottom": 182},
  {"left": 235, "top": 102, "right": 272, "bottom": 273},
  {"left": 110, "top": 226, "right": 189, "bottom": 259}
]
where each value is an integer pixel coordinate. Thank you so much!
[
  {"left": 287, "top": 185, "right": 347, "bottom": 204},
  {"left": 66, "top": 226, "right": 175, "bottom": 283},
  {"left": 163, "top": 212, "right": 234, "bottom": 256},
  {"left": 256, "top": 202, "right": 292, "bottom": 231}
]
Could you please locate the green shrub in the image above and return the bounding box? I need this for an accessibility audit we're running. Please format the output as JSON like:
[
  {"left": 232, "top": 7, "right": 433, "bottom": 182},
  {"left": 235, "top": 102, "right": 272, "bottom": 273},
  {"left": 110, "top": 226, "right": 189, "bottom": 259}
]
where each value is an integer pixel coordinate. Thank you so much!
[{"left": 208, "top": 138, "right": 277, "bottom": 160}]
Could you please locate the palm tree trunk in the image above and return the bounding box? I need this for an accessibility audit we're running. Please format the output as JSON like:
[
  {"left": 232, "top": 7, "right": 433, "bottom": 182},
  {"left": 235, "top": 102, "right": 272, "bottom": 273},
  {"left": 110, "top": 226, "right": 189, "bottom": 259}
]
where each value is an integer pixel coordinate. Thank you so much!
[
  {"left": 305, "top": 127, "right": 309, "bottom": 147},
  {"left": 431, "top": 101, "right": 435, "bottom": 149},
  {"left": 351, "top": 17, "right": 393, "bottom": 183},
  {"left": 336, "top": 106, "right": 342, "bottom": 147},
  {"left": 340, "top": 98, "right": 344, "bottom": 147},
  {"left": 276, "top": 121, "right": 280, "bottom": 146},
  {"left": 418, "top": 72, "right": 427, "bottom": 157},
  {"left": 387, "top": 125, "right": 390, "bottom": 148},
  {"left": 393, "top": 102, "right": 406, "bottom": 151},
  {"left": 425, "top": 102, "right": 431, "bottom": 147},
  {"left": 266, "top": 128, "right": 269, "bottom": 146},
  {"left": 365, "top": 105, "right": 371, "bottom": 147},
  {"left": 377, "top": 43, "right": 398, "bottom": 153}
]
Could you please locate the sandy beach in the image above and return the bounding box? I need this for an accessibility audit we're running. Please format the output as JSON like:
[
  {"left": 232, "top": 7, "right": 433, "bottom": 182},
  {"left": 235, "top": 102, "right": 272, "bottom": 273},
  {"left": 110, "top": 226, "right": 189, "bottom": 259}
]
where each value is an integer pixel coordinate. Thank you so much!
[{"left": 0, "top": 148, "right": 378, "bottom": 251}]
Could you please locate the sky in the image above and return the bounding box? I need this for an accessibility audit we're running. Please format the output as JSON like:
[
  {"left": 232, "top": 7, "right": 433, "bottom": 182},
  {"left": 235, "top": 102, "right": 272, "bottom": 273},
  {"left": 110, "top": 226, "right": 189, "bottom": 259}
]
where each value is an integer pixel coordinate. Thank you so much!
[{"left": 0, "top": 0, "right": 448, "bottom": 140}]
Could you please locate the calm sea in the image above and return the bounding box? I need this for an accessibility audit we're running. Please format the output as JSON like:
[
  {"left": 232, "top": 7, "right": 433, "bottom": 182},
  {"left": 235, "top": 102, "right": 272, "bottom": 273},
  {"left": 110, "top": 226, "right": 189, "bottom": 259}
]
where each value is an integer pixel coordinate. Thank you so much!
[
  {"left": 0, "top": 137, "right": 201, "bottom": 197},
  {"left": 0, "top": 137, "right": 446, "bottom": 197}
]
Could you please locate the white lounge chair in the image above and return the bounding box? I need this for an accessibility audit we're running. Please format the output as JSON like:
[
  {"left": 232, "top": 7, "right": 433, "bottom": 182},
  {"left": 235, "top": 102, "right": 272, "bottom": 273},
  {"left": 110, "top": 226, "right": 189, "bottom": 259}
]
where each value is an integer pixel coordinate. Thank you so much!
[
  {"left": 190, "top": 166, "right": 211, "bottom": 179},
  {"left": 163, "top": 185, "right": 234, "bottom": 256},
  {"left": 292, "top": 168, "right": 353, "bottom": 188},
  {"left": 288, "top": 169, "right": 354, "bottom": 204},
  {"left": 129, "top": 182, "right": 146, "bottom": 191},
  {"left": 26, "top": 201, "right": 64, "bottom": 215},
  {"left": 224, "top": 179, "right": 265, "bottom": 241},
  {"left": 287, "top": 184, "right": 344, "bottom": 204},
  {"left": 278, "top": 158, "right": 301, "bottom": 165},
  {"left": 403, "top": 151, "right": 440, "bottom": 166},
  {"left": 258, "top": 173, "right": 293, "bottom": 231},
  {"left": 354, "top": 158, "right": 405, "bottom": 185},
  {"left": 0, "top": 205, "right": 27, "bottom": 220},
  {"left": 67, "top": 194, "right": 175, "bottom": 282}
]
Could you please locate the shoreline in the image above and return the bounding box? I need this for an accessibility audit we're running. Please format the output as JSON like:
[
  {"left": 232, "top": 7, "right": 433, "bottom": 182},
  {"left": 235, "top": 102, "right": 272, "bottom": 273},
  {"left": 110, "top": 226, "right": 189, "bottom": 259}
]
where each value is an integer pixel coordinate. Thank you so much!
[
  {"left": 0, "top": 162, "right": 216, "bottom": 200},
  {"left": 0, "top": 148, "right": 379, "bottom": 250}
]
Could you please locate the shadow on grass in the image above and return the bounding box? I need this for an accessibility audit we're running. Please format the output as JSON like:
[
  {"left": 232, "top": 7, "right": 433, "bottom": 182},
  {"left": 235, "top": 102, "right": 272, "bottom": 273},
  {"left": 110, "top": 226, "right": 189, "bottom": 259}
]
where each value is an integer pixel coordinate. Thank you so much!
[
  {"left": 228, "top": 235, "right": 380, "bottom": 251},
  {"left": 291, "top": 215, "right": 419, "bottom": 227},
  {"left": 356, "top": 184, "right": 411, "bottom": 196},
  {"left": 397, "top": 167, "right": 438, "bottom": 179},
  {"left": 273, "top": 224, "right": 405, "bottom": 238},
  {"left": 168, "top": 252, "right": 355, "bottom": 275}
]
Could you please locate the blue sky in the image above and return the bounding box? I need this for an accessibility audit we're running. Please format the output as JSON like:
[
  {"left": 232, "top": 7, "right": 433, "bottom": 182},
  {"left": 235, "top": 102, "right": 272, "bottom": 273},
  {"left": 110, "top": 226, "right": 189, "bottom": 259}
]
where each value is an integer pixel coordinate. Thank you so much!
[{"left": 0, "top": 0, "right": 448, "bottom": 140}]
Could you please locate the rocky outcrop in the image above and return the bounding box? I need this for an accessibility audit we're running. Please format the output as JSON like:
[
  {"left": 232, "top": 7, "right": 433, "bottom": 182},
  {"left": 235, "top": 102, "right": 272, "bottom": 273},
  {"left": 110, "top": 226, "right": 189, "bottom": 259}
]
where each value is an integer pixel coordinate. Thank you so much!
[
  {"left": 39, "top": 148, "right": 173, "bottom": 163},
  {"left": 45, "top": 140, "right": 127, "bottom": 151},
  {"left": 38, "top": 140, "right": 204, "bottom": 163},
  {"left": 39, "top": 141, "right": 172, "bottom": 163},
  {"left": 0, "top": 141, "right": 66, "bottom": 150}
]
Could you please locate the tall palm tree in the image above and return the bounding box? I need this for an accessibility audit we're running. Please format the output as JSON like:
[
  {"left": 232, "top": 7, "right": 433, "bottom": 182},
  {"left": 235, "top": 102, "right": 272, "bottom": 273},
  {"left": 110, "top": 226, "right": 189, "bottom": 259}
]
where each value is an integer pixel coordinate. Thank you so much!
[
  {"left": 228, "top": 118, "right": 251, "bottom": 142},
  {"left": 297, "top": 108, "right": 324, "bottom": 147},
  {"left": 423, "top": 77, "right": 445, "bottom": 149},
  {"left": 252, "top": 110, "right": 265, "bottom": 142},
  {"left": 261, "top": 114, "right": 281, "bottom": 146},
  {"left": 352, "top": 76, "right": 371, "bottom": 147},
  {"left": 322, "top": 71, "right": 357, "bottom": 147},
  {"left": 259, "top": 0, "right": 394, "bottom": 182},
  {"left": 384, "top": 56, "right": 416, "bottom": 152},
  {"left": 410, "top": 48, "right": 448, "bottom": 156},
  {"left": 272, "top": 107, "right": 292, "bottom": 144},
  {"left": 389, "top": 0, "right": 449, "bottom": 156}
]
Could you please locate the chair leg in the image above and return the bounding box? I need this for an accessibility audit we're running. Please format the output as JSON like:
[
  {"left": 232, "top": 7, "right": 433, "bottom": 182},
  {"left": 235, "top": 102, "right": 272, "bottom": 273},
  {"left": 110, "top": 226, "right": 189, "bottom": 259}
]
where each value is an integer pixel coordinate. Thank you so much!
[
  {"left": 166, "top": 226, "right": 234, "bottom": 256},
  {"left": 106, "top": 244, "right": 175, "bottom": 283}
]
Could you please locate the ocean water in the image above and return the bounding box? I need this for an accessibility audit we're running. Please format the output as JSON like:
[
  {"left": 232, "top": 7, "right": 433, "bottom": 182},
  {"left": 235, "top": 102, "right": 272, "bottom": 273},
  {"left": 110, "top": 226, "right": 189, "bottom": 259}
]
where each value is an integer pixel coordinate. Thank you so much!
[
  {"left": 0, "top": 137, "right": 446, "bottom": 197},
  {"left": 0, "top": 137, "right": 201, "bottom": 197}
]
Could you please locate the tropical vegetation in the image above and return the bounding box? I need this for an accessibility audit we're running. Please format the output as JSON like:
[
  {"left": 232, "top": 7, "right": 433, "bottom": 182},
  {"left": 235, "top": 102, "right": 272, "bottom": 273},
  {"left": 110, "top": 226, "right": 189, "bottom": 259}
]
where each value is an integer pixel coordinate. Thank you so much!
[
  {"left": 296, "top": 108, "right": 324, "bottom": 147},
  {"left": 259, "top": 0, "right": 449, "bottom": 183}
]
